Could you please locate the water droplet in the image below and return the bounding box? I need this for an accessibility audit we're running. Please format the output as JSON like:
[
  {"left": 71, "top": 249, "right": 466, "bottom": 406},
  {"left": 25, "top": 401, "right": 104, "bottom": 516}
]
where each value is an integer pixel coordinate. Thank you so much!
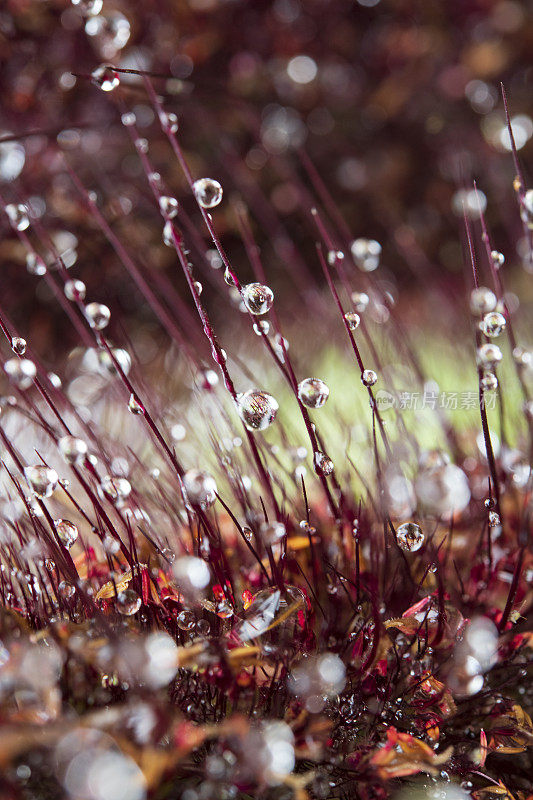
[
  {"left": 242, "top": 282, "right": 274, "bottom": 315},
  {"left": 24, "top": 465, "right": 59, "bottom": 499},
  {"left": 26, "top": 252, "right": 46, "bottom": 276},
  {"left": 488, "top": 510, "right": 500, "bottom": 527},
  {"left": 116, "top": 588, "right": 141, "bottom": 615},
  {"left": 344, "top": 311, "right": 360, "bottom": 330},
  {"left": 58, "top": 580, "right": 75, "bottom": 598},
  {"left": 183, "top": 469, "right": 217, "bottom": 506},
  {"left": 128, "top": 393, "right": 144, "bottom": 415},
  {"left": 350, "top": 238, "right": 381, "bottom": 272},
  {"left": 298, "top": 377, "right": 329, "bottom": 408},
  {"left": 71, "top": 0, "right": 103, "bottom": 15},
  {"left": 259, "top": 521, "right": 286, "bottom": 545},
  {"left": 58, "top": 435, "right": 88, "bottom": 465},
  {"left": 362, "top": 369, "right": 377, "bottom": 386},
  {"left": 97, "top": 348, "right": 131, "bottom": 376},
  {"left": 253, "top": 320, "right": 270, "bottom": 336},
  {"left": 193, "top": 178, "right": 223, "bottom": 208},
  {"left": 193, "top": 280, "right": 203, "bottom": 296},
  {"left": 482, "top": 311, "right": 506, "bottom": 338},
  {"left": 159, "top": 195, "right": 179, "bottom": 218},
  {"left": 11, "top": 336, "right": 26, "bottom": 355},
  {"left": 177, "top": 609, "right": 195, "bottom": 631},
  {"left": 470, "top": 287, "right": 497, "bottom": 315},
  {"left": 195, "top": 619, "right": 210, "bottom": 635},
  {"left": 314, "top": 451, "right": 334, "bottom": 476},
  {"left": 351, "top": 291, "right": 369, "bottom": 312},
  {"left": 64, "top": 279, "right": 86, "bottom": 301},
  {"left": 162, "top": 220, "right": 174, "bottom": 247},
  {"left": 98, "top": 475, "right": 132, "bottom": 503},
  {"left": 85, "top": 11, "right": 130, "bottom": 58},
  {"left": 85, "top": 302, "right": 111, "bottom": 330},
  {"left": 173, "top": 555, "right": 211, "bottom": 596},
  {"left": 4, "top": 358, "right": 36, "bottom": 389},
  {"left": 236, "top": 389, "right": 279, "bottom": 430},
  {"left": 481, "top": 371, "right": 498, "bottom": 391},
  {"left": 103, "top": 534, "right": 120, "bottom": 554},
  {"left": 491, "top": 250, "right": 505, "bottom": 269},
  {"left": 54, "top": 519, "right": 79, "bottom": 548},
  {"left": 477, "top": 343, "right": 502, "bottom": 369},
  {"left": 5, "top": 202, "right": 29, "bottom": 231},
  {"left": 159, "top": 111, "right": 178, "bottom": 133},
  {"left": 396, "top": 522, "right": 424, "bottom": 552},
  {"left": 91, "top": 64, "right": 120, "bottom": 91},
  {"left": 237, "top": 586, "right": 305, "bottom": 642},
  {"left": 328, "top": 250, "right": 344, "bottom": 265},
  {"left": 121, "top": 111, "right": 136, "bottom": 127}
]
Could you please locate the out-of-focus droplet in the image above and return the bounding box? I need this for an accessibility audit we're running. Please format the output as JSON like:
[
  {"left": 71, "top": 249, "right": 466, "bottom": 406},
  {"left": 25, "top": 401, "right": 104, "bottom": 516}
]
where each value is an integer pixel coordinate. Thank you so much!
[
  {"left": 396, "top": 522, "right": 424, "bottom": 552},
  {"left": 159, "top": 196, "right": 179, "bottom": 218},
  {"left": 6, "top": 203, "right": 30, "bottom": 233},
  {"left": 351, "top": 291, "right": 369, "bottom": 312},
  {"left": 116, "top": 588, "right": 142, "bottom": 615},
  {"left": 99, "top": 476, "right": 132, "bottom": 504},
  {"left": 173, "top": 555, "right": 211, "bottom": 597},
  {"left": 0, "top": 132, "right": 25, "bottom": 182},
  {"left": 477, "top": 343, "right": 502, "bottom": 369},
  {"left": 253, "top": 320, "right": 270, "bottom": 336},
  {"left": 193, "top": 178, "right": 223, "bottom": 208},
  {"left": 25, "top": 465, "right": 59, "bottom": 499},
  {"left": 91, "top": 64, "right": 120, "bottom": 91},
  {"left": 58, "top": 435, "right": 88, "bottom": 465},
  {"left": 183, "top": 469, "right": 217, "bottom": 507},
  {"left": 11, "top": 337, "right": 27, "bottom": 355},
  {"left": 159, "top": 111, "right": 178, "bottom": 133},
  {"left": 71, "top": 0, "right": 103, "bottom": 15},
  {"left": 26, "top": 252, "right": 46, "bottom": 276},
  {"left": 97, "top": 348, "right": 131, "bottom": 377},
  {"left": 298, "top": 377, "right": 329, "bottom": 409},
  {"left": 55, "top": 519, "right": 79, "bottom": 548},
  {"left": 236, "top": 389, "right": 279, "bottom": 430},
  {"left": 350, "top": 238, "right": 381, "bottom": 272},
  {"left": 4, "top": 358, "right": 36, "bottom": 389},
  {"left": 259, "top": 521, "right": 286, "bottom": 545},
  {"left": 85, "top": 302, "right": 111, "bottom": 330},
  {"left": 64, "top": 279, "right": 86, "bottom": 301},
  {"left": 470, "top": 287, "right": 497, "bottom": 315},
  {"left": 58, "top": 580, "right": 76, "bottom": 599},
  {"left": 481, "top": 372, "right": 498, "bottom": 391},
  {"left": 491, "top": 250, "right": 505, "bottom": 269},
  {"left": 242, "top": 282, "right": 274, "bottom": 315}
]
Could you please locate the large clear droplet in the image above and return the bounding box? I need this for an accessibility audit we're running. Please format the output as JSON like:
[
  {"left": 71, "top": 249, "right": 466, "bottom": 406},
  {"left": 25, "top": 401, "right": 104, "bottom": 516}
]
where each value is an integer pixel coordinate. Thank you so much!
[
  {"left": 193, "top": 178, "right": 223, "bottom": 209},
  {"left": 58, "top": 435, "right": 88, "bottom": 465},
  {"left": 55, "top": 519, "right": 79, "bottom": 548},
  {"left": 396, "top": 522, "right": 424, "bottom": 552},
  {"left": 242, "top": 283, "right": 274, "bottom": 315},
  {"left": 298, "top": 377, "right": 329, "bottom": 409},
  {"left": 25, "top": 465, "right": 59, "bottom": 499},
  {"left": 236, "top": 389, "right": 279, "bottom": 431}
]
